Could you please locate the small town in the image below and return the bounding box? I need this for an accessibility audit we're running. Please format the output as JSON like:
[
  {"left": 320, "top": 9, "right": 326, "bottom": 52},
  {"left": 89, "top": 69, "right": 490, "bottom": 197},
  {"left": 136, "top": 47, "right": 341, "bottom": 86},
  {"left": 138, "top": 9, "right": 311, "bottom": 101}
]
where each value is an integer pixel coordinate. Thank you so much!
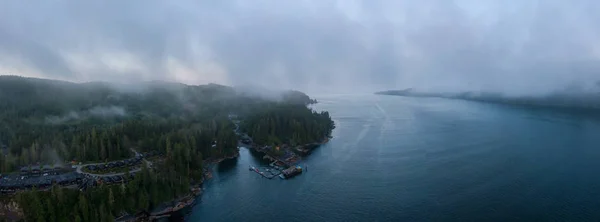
[
  {"left": 0, "top": 150, "right": 160, "bottom": 194},
  {"left": 0, "top": 149, "right": 206, "bottom": 221}
]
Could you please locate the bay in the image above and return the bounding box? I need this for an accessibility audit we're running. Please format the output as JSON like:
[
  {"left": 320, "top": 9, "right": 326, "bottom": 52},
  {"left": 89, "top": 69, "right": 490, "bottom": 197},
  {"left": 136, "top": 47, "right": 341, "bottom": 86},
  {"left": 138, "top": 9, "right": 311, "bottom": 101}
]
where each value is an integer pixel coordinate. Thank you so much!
[{"left": 186, "top": 94, "right": 600, "bottom": 221}]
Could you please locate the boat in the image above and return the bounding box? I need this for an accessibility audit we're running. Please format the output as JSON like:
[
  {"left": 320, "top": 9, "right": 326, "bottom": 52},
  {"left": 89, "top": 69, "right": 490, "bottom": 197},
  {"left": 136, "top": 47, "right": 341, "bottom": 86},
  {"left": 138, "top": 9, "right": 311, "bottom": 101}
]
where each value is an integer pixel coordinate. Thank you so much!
[{"left": 281, "top": 166, "right": 303, "bottom": 179}]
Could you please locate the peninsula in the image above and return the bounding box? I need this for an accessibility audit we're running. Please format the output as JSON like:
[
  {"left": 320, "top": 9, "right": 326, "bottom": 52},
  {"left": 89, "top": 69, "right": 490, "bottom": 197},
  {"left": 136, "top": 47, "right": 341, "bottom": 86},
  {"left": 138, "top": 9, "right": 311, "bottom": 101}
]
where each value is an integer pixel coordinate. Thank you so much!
[{"left": 0, "top": 76, "right": 335, "bottom": 222}]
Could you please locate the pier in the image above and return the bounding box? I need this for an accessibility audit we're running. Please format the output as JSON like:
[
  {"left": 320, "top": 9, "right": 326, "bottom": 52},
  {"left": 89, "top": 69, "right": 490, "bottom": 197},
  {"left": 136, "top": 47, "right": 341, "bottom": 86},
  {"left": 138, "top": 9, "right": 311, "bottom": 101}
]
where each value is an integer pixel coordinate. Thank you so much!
[{"left": 249, "top": 165, "right": 282, "bottom": 179}]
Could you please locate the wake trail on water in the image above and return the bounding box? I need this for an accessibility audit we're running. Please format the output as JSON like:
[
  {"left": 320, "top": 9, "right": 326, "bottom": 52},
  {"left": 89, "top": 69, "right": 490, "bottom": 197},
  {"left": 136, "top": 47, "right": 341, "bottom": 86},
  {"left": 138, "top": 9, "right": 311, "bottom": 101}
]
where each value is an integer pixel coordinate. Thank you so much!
[
  {"left": 375, "top": 102, "right": 392, "bottom": 159},
  {"left": 375, "top": 102, "right": 387, "bottom": 117},
  {"left": 332, "top": 115, "right": 373, "bottom": 174}
]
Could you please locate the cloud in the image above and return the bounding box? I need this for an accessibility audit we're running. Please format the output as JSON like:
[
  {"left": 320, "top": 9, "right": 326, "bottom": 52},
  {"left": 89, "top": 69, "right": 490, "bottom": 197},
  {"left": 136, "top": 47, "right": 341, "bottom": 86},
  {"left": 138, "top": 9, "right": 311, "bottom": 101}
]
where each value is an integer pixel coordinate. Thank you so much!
[
  {"left": 1, "top": 0, "right": 599, "bottom": 95},
  {"left": 88, "top": 106, "right": 126, "bottom": 118},
  {"left": 46, "top": 106, "right": 126, "bottom": 124},
  {"left": 45, "top": 111, "right": 80, "bottom": 125}
]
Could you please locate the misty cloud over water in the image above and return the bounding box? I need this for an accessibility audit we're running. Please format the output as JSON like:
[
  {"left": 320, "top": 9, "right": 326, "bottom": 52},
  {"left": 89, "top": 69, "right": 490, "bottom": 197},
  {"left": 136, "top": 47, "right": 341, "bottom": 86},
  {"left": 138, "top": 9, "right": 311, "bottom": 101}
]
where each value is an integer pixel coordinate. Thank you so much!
[{"left": 1, "top": 0, "right": 600, "bottom": 95}]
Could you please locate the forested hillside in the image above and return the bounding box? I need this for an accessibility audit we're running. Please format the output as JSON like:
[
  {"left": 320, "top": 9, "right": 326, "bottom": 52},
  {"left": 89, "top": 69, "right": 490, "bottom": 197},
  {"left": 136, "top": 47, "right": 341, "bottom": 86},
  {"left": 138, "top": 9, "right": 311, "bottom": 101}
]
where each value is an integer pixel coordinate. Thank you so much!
[
  {"left": 0, "top": 76, "right": 236, "bottom": 172},
  {"left": 0, "top": 76, "right": 334, "bottom": 221},
  {"left": 0, "top": 76, "right": 326, "bottom": 171},
  {"left": 241, "top": 104, "right": 334, "bottom": 146}
]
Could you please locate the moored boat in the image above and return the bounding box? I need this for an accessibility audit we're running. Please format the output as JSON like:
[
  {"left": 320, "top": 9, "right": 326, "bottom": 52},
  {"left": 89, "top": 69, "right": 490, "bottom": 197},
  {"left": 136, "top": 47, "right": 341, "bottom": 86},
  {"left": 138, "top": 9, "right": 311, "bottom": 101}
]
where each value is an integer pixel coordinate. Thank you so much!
[{"left": 281, "top": 165, "right": 303, "bottom": 179}]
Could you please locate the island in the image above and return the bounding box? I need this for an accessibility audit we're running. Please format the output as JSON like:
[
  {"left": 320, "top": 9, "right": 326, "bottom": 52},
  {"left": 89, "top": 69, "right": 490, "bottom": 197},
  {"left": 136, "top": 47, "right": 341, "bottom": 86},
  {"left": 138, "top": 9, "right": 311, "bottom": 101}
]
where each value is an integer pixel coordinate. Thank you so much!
[
  {"left": 376, "top": 88, "right": 600, "bottom": 111},
  {"left": 0, "top": 76, "right": 335, "bottom": 222}
]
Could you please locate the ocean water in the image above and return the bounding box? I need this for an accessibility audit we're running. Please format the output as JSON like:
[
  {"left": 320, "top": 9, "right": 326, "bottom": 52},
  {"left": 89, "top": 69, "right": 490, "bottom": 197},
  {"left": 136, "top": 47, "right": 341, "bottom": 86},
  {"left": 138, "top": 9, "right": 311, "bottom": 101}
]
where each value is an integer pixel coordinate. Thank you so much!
[{"left": 186, "top": 94, "right": 600, "bottom": 221}]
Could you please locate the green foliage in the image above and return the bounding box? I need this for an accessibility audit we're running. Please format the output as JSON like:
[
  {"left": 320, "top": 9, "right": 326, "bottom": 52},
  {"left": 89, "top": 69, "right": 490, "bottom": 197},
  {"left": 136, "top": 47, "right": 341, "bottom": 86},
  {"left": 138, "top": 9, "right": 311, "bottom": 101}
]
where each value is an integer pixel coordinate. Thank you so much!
[
  {"left": 241, "top": 104, "right": 335, "bottom": 146},
  {"left": 1, "top": 76, "right": 335, "bottom": 220},
  {"left": 17, "top": 166, "right": 196, "bottom": 222},
  {"left": 0, "top": 76, "right": 243, "bottom": 172}
]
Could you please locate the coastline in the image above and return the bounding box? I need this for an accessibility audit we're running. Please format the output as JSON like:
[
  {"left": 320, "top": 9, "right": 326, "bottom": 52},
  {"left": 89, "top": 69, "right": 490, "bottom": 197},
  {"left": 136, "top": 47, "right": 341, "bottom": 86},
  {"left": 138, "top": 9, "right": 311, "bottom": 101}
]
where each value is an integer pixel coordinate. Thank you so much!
[
  {"left": 3, "top": 138, "right": 329, "bottom": 221},
  {"left": 148, "top": 137, "right": 331, "bottom": 221},
  {"left": 2, "top": 136, "right": 330, "bottom": 222},
  {"left": 117, "top": 151, "right": 240, "bottom": 222},
  {"left": 248, "top": 136, "right": 331, "bottom": 167}
]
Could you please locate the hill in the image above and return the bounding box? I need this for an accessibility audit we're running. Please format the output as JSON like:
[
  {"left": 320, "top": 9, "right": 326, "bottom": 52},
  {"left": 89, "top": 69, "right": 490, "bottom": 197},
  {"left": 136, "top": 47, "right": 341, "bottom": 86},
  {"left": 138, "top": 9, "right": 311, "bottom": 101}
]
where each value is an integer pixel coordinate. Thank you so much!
[
  {"left": 0, "top": 75, "right": 335, "bottom": 221},
  {"left": 0, "top": 75, "right": 329, "bottom": 169}
]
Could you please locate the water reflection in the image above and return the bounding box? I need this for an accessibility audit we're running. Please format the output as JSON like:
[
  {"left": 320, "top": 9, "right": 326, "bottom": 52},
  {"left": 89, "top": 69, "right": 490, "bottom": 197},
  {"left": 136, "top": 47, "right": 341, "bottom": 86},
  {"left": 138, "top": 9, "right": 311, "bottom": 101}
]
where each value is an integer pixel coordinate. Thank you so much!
[
  {"left": 216, "top": 157, "right": 238, "bottom": 173},
  {"left": 246, "top": 148, "right": 273, "bottom": 165}
]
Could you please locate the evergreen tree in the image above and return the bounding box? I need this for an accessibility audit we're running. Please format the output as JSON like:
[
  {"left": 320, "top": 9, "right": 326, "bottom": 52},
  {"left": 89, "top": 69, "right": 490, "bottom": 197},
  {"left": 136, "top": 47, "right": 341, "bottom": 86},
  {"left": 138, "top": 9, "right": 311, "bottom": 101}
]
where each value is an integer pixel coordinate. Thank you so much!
[{"left": 0, "top": 76, "right": 335, "bottom": 221}]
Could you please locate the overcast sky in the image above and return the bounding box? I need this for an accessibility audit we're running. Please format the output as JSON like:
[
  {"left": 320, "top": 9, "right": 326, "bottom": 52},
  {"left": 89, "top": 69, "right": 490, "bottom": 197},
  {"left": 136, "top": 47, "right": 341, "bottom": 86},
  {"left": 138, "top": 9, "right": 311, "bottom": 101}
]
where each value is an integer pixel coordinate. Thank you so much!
[{"left": 1, "top": 0, "right": 599, "bottom": 95}]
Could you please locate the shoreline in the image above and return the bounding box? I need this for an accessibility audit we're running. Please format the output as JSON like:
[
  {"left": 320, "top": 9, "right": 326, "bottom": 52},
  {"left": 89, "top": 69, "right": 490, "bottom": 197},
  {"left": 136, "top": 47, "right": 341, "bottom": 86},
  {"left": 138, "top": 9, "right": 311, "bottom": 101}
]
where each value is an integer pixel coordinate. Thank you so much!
[
  {"left": 3, "top": 138, "right": 328, "bottom": 222},
  {"left": 247, "top": 136, "right": 331, "bottom": 167},
  {"left": 149, "top": 137, "right": 331, "bottom": 220},
  {"left": 117, "top": 151, "right": 240, "bottom": 222}
]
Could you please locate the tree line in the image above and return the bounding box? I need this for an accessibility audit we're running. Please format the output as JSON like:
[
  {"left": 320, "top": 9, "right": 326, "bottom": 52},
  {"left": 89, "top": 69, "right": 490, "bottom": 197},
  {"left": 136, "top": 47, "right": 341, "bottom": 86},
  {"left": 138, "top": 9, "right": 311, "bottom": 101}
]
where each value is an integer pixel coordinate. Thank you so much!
[
  {"left": 16, "top": 164, "right": 192, "bottom": 222},
  {"left": 0, "top": 76, "right": 335, "bottom": 221},
  {"left": 241, "top": 104, "right": 335, "bottom": 146}
]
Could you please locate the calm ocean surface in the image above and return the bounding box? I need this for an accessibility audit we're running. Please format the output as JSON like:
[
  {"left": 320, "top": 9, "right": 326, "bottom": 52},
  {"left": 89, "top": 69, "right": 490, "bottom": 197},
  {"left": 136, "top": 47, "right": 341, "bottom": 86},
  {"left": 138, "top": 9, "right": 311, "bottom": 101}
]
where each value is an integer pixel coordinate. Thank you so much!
[{"left": 186, "top": 94, "right": 600, "bottom": 221}]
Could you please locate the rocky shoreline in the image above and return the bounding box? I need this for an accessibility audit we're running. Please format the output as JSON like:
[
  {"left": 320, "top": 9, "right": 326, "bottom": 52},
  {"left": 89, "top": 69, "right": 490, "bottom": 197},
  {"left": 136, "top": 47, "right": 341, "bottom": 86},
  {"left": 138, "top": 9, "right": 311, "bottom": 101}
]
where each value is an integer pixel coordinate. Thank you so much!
[
  {"left": 138, "top": 137, "right": 331, "bottom": 221},
  {"left": 3, "top": 138, "right": 327, "bottom": 222},
  {"left": 2, "top": 138, "right": 326, "bottom": 222},
  {"left": 0, "top": 199, "right": 22, "bottom": 221},
  {"left": 116, "top": 151, "right": 241, "bottom": 222},
  {"left": 250, "top": 136, "right": 331, "bottom": 167}
]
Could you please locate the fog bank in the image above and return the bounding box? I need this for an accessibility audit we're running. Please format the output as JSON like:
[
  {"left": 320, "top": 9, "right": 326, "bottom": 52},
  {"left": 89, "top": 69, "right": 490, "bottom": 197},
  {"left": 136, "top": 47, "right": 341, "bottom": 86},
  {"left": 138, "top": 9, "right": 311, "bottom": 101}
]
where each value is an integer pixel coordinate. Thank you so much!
[
  {"left": 46, "top": 106, "right": 127, "bottom": 124},
  {"left": 1, "top": 0, "right": 600, "bottom": 96}
]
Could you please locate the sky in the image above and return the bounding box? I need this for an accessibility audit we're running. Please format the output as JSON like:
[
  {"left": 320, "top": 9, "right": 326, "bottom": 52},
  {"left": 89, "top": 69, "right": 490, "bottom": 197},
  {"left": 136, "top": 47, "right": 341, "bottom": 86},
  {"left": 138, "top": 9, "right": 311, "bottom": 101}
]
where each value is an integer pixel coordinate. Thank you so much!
[{"left": 1, "top": 0, "right": 600, "bottom": 95}]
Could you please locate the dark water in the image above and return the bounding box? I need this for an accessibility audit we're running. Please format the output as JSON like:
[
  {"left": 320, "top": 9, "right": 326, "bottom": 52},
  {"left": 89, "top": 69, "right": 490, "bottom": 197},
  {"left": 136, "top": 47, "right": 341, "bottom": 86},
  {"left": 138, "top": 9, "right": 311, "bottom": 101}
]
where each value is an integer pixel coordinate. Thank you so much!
[{"left": 187, "top": 94, "right": 600, "bottom": 221}]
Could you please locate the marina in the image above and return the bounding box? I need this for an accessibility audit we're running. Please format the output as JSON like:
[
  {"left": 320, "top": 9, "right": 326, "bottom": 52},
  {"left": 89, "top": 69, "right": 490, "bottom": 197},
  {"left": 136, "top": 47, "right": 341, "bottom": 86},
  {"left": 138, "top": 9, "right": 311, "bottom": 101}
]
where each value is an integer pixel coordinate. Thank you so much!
[
  {"left": 249, "top": 164, "right": 303, "bottom": 180},
  {"left": 249, "top": 165, "right": 282, "bottom": 179}
]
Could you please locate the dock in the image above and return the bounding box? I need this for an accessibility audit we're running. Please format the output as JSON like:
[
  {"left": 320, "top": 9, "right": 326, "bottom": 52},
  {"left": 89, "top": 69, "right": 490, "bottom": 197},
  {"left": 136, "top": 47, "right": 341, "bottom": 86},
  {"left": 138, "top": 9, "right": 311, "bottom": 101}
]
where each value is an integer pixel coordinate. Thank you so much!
[
  {"left": 249, "top": 165, "right": 282, "bottom": 179},
  {"left": 280, "top": 165, "right": 303, "bottom": 179}
]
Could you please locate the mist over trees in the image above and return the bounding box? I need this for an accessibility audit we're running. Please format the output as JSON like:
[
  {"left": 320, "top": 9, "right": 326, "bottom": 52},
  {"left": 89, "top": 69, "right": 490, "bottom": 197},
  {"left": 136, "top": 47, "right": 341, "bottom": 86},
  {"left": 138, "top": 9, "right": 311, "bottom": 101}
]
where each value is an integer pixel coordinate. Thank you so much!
[
  {"left": 0, "top": 75, "right": 330, "bottom": 172},
  {"left": 0, "top": 76, "right": 335, "bottom": 221}
]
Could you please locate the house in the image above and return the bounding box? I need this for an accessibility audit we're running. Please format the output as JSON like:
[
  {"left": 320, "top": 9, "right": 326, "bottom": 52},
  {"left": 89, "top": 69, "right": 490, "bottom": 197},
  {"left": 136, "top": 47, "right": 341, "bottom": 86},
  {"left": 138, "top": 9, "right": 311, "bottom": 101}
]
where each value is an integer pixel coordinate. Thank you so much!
[
  {"left": 31, "top": 166, "right": 41, "bottom": 175},
  {"left": 53, "top": 165, "right": 64, "bottom": 174},
  {"left": 42, "top": 165, "right": 53, "bottom": 173},
  {"left": 38, "top": 179, "right": 52, "bottom": 189},
  {"left": 59, "top": 174, "right": 77, "bottom": 185},
  {"left": 20, "top": 166, "right": 30, "bottom": 175},
  {"left": 79, "top": 179, "right": 97, "bottom": 191},
  {"left": 0, "top": 183, "right": 12, "bottom": 193},
  {"left": 103, "top": 177, "right": 113, "bottom": 184},
  {"left": 111, "top": 176, "right": 123, "bottom": 183}
]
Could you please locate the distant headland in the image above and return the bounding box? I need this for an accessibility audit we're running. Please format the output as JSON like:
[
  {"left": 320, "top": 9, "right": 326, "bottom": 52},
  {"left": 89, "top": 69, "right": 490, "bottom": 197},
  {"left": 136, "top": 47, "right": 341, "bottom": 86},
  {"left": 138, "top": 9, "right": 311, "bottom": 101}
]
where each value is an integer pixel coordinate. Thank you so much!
[{"left": 375, "top": 88, "right": 600, "bottom": 111}]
